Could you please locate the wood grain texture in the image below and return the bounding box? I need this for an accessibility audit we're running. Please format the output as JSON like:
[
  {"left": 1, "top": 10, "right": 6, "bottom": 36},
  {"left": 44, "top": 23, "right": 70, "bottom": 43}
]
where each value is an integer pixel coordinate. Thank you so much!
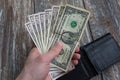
[
  {"left": 117, "top": 0, "right": 120, "bottom": 6},
  {"left": 0, "top": 0, "right": 120, "bottom": 80},
  {"left": 83, "top": 0, "right": 120, "bottom": 80},
  {"left": 0, "top": 0, "right": 34, "bottom": 80},
  {"left": 0, "top": 1, "right": 5, "bottom": 79}
]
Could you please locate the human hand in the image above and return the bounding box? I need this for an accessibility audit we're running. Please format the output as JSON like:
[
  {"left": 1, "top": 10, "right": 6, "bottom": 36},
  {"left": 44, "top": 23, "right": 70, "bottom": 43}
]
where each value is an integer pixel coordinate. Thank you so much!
[{"left": 16, "top": 42, "right": 80, "bottom": 80}]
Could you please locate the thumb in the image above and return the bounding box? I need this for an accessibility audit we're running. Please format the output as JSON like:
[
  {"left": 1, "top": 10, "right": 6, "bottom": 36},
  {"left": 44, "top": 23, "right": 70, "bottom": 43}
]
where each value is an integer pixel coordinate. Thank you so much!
[
  {"left": 43, "top": 41, "right": 64, "bottom": 63},
  {"left": 27, "top": 48, "right": 40, "bottom": 60}
]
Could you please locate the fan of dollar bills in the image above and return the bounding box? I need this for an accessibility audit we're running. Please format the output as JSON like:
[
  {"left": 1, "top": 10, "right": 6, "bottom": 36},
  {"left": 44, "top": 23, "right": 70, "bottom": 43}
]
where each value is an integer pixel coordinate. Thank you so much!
[{"left": 25, "top": 4, "right": 90, "bottom": 80}]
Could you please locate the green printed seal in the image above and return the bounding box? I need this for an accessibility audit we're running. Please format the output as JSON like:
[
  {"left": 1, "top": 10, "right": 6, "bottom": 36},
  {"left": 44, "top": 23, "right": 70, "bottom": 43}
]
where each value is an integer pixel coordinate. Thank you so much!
[{"left": 71, "top": 21, "right": 77, "bottom": 28}]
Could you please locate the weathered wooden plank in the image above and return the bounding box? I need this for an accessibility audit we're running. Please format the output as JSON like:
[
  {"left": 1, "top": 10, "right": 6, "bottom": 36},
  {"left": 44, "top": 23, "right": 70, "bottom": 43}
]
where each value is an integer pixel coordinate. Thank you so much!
[
  {"left": 0, "top": 1, "right": 6, "bottom": 79},
  {"left": 0, "top": 0, "right": 34, "bottom": 80},
  {"left": 116, "top": 0, "right": 120, "bottom": 5},
  {"left": 0, "top": 0, "right": 119, "bottom": 80},
  {"left": 35, "top": 0, "right": 60, "bottom": 12},
  {"left": 0, "top": 1, "right": 8, "bottom": 80},
  {"left": 83, "top": 0, "right": 120, "bottom": 80},
  {"left": 101, "top": 0, "right": 120, "bottom": 45}
]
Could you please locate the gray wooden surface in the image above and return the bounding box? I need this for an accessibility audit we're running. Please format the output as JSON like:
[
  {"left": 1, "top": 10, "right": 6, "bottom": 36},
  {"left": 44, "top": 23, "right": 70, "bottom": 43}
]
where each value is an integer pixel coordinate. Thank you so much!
[{"left": 0, "top": 0, "right": 120, "bottom": 80}]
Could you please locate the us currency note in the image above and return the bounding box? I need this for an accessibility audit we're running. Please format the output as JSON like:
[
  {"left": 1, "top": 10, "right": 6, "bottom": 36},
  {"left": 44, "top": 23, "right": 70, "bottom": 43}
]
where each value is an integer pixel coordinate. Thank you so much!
[
  {"left": 51, "top": 4, "right": 90, "bottom": 71},
  {"left": 45, "top": 9, "right": 52, "bottom": 50},
  {"left": 49, "top": 6, "right": 65, "bottom": 48},
  {"left": 28, "top": 15, "right": 42, "bottom": 50},
  {"left": 50, "top": 62, "right": 75, "bottom": 80},
  {"left": 34, "top": 13, "right": 44, "bottom": 53},
  {"left": 25, "top": 22, "right": 41, "bottom": 53},
  {"left": 52, "top": 6, "right": 65, "bottom": 34},
  {"left": 50, "top": 62, "right": 74, "bottom": 73},
  {"left": 49, "top": 71, "right": 65, "bottom": 80},
  {"left": 47, "top": 6, "right": 60, "bottom": 49},
  {"left": 50, "top": 6, "right": 60, "bottom": 38},
  {"left": 39, "top": 12, "right": 46, "bottom": 52}
]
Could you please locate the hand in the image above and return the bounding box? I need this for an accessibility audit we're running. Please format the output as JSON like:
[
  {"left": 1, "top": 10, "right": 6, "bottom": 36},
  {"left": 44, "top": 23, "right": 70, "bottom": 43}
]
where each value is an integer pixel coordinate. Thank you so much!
[{"left": 16, "top": 42, "right": 80, "bottom": 80}]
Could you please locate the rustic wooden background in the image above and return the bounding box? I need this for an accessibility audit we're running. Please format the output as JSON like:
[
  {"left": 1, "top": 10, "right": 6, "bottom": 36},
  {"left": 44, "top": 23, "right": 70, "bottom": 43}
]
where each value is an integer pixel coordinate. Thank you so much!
[{"left": 0, "top": 0, "right": 120, "bottom": 80}]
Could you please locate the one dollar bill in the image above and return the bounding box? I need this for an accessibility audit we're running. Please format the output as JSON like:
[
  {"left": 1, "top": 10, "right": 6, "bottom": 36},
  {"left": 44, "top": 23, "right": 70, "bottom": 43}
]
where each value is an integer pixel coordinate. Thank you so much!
[{"left": 51, "top": 4, "right": 90, "bottom": 71}]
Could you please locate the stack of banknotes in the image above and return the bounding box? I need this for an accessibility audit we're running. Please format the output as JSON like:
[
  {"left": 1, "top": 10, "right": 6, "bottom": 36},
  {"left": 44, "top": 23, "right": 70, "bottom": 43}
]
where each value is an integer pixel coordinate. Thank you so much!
[{"left": 25, "top": 4, "right": 90, "bottom": 80}]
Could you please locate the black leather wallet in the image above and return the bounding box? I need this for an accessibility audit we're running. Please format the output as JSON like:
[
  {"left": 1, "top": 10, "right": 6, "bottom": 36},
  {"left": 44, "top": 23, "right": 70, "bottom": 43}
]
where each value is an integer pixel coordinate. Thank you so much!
[{"left": 57, "top": 33, "right": 120, "bottom": 80}]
